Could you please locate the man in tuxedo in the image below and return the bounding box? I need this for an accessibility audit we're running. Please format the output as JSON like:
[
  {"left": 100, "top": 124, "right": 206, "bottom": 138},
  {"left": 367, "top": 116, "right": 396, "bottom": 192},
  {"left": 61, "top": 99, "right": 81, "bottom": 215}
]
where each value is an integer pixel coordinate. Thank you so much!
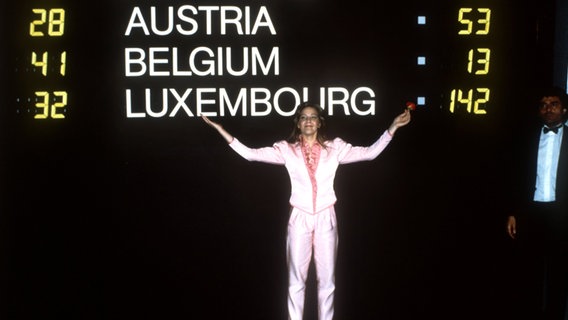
[{"left": 507, "top": 86, "right": 568, "bottom": 320}]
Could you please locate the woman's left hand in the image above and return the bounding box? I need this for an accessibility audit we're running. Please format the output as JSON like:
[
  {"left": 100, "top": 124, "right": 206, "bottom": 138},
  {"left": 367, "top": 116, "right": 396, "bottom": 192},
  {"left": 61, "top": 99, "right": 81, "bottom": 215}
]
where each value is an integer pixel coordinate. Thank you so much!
[{"left": 388, "top": 109, "right": 411, "bottom": 135}]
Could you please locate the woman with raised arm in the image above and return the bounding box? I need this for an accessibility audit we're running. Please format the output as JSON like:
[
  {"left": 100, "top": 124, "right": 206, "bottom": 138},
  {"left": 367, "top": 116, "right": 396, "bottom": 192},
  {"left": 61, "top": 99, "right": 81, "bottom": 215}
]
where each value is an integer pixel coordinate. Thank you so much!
[{"left": 202, "top": 101, "right": 411, "bottom": 320}]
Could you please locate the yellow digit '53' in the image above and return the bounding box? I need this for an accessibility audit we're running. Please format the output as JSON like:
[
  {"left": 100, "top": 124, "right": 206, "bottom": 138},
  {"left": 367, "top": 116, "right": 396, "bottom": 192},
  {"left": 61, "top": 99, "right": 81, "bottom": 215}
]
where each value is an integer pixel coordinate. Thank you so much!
[{"left": 458, "top": 8, "right": 491, "bottom": 35}]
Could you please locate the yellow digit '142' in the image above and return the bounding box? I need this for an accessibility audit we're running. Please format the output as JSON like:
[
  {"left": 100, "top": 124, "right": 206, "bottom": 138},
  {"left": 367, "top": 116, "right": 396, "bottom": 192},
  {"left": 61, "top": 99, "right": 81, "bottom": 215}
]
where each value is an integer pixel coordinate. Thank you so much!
[{"left": 449, "top": 88, "right": 490, "bottom": 114}]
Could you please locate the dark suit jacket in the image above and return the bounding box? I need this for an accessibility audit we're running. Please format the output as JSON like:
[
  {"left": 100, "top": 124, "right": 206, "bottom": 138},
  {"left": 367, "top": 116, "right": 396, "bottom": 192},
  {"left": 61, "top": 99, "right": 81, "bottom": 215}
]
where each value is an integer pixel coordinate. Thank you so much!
[
  {"left": 515, "top": 123, "right": 568, "bottom": 240},
  {"left": 522, "top": 123, "right": 568, "bottom": 206}
]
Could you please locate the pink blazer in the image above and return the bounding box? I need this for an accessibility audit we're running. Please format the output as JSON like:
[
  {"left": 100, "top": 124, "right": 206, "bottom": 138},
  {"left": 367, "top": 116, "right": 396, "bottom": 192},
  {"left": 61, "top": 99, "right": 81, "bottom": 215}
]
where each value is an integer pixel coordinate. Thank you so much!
[{"left": 229, "top": 130, "right": 393, "bottom": 214}]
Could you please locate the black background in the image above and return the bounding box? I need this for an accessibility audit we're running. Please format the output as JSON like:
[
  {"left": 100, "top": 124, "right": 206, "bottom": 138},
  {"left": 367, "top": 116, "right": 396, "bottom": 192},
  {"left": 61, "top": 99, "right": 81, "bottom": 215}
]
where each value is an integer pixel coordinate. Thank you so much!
[{"left": 0, "top": 0, "right": 560, "bottom": 319}]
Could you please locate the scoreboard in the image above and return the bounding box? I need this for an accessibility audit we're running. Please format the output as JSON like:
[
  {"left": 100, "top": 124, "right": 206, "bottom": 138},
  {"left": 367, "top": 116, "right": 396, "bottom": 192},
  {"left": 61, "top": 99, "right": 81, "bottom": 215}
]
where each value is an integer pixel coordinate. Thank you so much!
[{"left": 5, "top": 1, "right": 545, "bottom": 124}]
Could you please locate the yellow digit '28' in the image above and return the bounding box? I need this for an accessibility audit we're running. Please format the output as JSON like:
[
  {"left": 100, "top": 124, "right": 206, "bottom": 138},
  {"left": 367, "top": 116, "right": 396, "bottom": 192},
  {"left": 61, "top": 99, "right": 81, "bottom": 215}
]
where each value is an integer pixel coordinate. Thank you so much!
[{"left": 29, "top": 8, "right": 65, "bottom": 36}]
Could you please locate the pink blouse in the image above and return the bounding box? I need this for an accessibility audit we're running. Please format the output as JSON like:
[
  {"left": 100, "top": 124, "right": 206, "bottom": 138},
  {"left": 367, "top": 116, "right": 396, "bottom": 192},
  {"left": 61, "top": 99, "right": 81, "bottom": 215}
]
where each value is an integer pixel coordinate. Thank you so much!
[
  {"left": 229, "top": 130, "right": 393, "bottom": 214},
  {"left": 301, "top": 139, "right": 321, "bottom": 213}
]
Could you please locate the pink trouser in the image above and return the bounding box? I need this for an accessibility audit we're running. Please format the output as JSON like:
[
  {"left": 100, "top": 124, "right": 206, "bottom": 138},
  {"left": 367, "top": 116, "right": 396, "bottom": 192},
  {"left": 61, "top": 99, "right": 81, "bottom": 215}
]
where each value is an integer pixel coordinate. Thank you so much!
[{"left": 287, "top": 206, "right": 338, "bottom": 320}]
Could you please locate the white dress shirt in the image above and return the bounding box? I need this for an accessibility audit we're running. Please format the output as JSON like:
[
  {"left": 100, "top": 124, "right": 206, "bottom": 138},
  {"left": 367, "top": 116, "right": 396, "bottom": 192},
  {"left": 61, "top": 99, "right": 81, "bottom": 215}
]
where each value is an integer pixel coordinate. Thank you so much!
[{"left": 534, "top": 126, "right": 563, "bottom": 202}]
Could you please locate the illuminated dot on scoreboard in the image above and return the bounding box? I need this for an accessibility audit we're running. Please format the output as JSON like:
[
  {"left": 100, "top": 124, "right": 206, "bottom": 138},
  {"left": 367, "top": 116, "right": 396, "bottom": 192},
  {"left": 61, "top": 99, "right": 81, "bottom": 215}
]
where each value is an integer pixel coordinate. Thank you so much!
[
  {"left": 417, "top": 16, "right": 426, "bottom": 25},
  {"left": 417, "top": 96, "right": 425, "bottom": 105},
  {"left": 417, "top": 56, "right": 426, "bottom": 65}
]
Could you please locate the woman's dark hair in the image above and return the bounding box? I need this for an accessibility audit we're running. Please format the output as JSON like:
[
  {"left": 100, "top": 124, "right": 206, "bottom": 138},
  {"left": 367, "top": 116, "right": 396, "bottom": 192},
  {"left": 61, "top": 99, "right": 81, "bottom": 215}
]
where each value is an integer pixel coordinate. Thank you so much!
[{"left": 287, "top": 102, "right": 327, "bottom": 145}]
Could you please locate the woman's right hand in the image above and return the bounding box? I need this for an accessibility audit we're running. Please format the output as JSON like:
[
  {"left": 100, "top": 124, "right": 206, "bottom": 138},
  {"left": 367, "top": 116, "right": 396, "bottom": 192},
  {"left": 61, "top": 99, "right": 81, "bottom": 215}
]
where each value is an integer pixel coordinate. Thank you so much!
[
  {"left": 202, "top": 115, "right": 220, "bottom": 129},
  {"left": 201, "top": 115, "right": 234, "bottom": 143}
]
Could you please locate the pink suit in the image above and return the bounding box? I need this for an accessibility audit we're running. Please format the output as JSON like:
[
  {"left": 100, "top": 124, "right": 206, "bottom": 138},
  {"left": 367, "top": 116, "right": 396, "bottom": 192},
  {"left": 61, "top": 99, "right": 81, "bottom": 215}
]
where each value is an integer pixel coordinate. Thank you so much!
[{"left": 229, "top": 130, "right": 393, "bottom": 320}]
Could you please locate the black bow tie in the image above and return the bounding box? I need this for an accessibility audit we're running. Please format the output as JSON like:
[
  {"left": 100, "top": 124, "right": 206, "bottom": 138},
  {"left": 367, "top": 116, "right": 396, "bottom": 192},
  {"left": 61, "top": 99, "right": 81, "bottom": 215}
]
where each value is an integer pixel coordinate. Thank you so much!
[{"left": 543, "top": 126, "right": 561, "bottom": 134}]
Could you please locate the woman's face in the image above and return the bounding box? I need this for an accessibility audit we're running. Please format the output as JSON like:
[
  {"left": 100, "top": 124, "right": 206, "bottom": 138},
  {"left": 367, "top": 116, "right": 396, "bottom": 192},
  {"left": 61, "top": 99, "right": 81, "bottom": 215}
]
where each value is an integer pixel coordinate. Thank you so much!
[{"left": 297, "top": 106, "right": 321, "bottom": 137}]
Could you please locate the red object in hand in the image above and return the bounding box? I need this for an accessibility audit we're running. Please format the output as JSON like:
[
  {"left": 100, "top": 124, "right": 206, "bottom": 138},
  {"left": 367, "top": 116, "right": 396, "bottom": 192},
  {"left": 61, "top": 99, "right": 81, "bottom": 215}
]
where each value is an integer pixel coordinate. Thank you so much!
[{"left": 405, "top": 101, "right": 416, "bottom": 111}]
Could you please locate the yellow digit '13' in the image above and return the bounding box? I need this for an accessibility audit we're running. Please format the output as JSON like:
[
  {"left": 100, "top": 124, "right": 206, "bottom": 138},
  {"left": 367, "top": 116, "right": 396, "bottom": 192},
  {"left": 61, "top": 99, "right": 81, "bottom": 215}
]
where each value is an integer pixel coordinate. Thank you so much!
[{"left": 467, "top": 48, "right": 490, "bottom": 75}]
